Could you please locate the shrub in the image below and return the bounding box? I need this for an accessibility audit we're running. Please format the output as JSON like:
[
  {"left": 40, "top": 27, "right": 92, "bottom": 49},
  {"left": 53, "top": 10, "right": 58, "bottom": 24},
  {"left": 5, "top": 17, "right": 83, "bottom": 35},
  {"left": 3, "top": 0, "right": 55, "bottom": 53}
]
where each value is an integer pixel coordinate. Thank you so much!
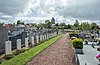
[
  {"left": 3, "top": 54, "right": 14, "bottom": 60},
  {"left": 29, "top": 44, "right": 34, "bottom": 48},
  {"left": 20, "top": 48, "right": 29, "bottom": 53},
  {"left": 12, "top": 50, "right": 21, "bottom": 55},
  {"left": 72, "top": 38, "right": 83, "bottom": 49}
]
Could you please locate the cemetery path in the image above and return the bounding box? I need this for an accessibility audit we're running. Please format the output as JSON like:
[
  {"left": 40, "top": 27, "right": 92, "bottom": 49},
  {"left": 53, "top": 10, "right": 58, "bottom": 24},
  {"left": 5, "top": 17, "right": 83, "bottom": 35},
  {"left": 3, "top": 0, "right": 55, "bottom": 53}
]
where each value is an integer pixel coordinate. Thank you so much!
[{"left": 26, "top": 33, "right": 76, "bottom": 65}]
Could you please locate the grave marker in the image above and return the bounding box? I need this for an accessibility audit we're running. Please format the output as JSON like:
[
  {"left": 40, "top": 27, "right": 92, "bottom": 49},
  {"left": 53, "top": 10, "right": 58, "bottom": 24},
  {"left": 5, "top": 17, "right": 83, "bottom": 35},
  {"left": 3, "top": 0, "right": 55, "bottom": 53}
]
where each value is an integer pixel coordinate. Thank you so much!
[{"left": 5, "top": 41, "right": 11, "bottom": 55}]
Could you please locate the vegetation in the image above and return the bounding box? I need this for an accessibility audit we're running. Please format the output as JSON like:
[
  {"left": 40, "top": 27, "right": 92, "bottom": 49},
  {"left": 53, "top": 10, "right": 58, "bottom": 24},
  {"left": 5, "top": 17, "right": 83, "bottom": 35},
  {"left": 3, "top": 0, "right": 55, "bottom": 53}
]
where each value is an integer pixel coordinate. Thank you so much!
[
  {"left": 3, "top": 54, "right": 14, "bottom": 60},
  {"left": 0, "top": 34, "right": 63, "bottom": 65},
  {"left": 72, "top": 38, "right": 83, "bottom": 49},
  {"left": 17, "top": 20, "right": 24, "bottom": 25}
]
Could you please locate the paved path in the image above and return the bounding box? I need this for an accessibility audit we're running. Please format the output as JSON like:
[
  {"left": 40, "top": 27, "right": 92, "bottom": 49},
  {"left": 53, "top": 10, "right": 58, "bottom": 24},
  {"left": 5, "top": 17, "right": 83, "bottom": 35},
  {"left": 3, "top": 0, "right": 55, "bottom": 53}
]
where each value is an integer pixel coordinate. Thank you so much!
[
  {"left": 77, "top": 42, "right": 100, "bottom": 65},
  {"left": 26, "top": 34, "right": 76, "bottom": 65}
]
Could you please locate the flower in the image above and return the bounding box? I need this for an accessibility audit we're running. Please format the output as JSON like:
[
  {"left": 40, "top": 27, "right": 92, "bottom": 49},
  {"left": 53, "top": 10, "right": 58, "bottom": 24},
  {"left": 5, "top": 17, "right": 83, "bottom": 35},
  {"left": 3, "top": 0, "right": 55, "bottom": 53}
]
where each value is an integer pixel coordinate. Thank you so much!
[{"left": 96, "top": 53, "right": 100, "bottom": 59}]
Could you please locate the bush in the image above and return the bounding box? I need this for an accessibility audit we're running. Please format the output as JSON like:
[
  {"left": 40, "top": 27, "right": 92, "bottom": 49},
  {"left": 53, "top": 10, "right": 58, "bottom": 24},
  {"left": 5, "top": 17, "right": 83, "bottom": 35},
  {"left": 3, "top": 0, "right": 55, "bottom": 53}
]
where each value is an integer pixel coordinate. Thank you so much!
[
  {"left": 29, "top": 44, "right": 34, "bottom": 48},
  {"left": 12, "top": 50, "right": 21, "bottom": 55},
  {"left": 72, "top": 38, "right": 83, "bottom": 49},
  {"left": 3, "top": 54, "right": 14, "bottom": 60},
  {"left": 20, "top": 48, "right": 29, "bottom": 53}
]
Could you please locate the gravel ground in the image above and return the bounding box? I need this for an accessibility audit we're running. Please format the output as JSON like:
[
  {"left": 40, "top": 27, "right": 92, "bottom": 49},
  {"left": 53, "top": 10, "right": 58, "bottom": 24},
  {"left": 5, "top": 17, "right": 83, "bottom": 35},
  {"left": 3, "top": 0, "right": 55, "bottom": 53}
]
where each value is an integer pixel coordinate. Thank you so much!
[{"left": 26, "top": 33, "right": 76, "bottom": 65}]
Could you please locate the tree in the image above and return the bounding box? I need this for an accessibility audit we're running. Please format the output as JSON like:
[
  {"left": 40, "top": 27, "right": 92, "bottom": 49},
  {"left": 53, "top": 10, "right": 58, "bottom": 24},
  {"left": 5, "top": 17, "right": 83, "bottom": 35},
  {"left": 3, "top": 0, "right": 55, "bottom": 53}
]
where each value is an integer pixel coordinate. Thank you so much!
[
  {"left": 59, "top": 22, "right": 66, "bottom": 26},
  {"left": 59, "top": 22, "right": 67, "bottom": 29},
  {"left": 72, "top": 19, "right": 80, "bottom": 30},
  {"left": 91, "top": 22, "right": 97, "bottom": 29},
  {"left": 45, "top": 20, "right": 52, "bottom": 28},
  {"left": 17, "top": 20, "right": 21, "bottom": 24},
  {"left": 80, "top": 22, "right": 91, "bottom": 30},
  {"left": 51, "top": 17, "right": 55, "bottom": 24},
  {"left": 17, "top": 20, "right": 24, "bottom": 25},
  {"left": 73, "top": 19, "right": 79, "bottom": 27},
  {"left": 67, "top": 24, "right": 71, "bottom": 29},
  {"left": 55, "top": 23, "right": 59, "bottom": 26}
]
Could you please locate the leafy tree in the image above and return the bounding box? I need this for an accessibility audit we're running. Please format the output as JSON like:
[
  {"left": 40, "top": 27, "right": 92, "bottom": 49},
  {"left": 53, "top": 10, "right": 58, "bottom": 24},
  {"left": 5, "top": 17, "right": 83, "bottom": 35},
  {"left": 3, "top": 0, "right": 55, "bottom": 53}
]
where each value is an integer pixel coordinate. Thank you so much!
[
  {"left": 17, "top": 20, "right": 21, "bottom": 24},
  {"left": 67, "top": 24, "right": 71, "bottom": 29},
  {"left": 59, "top": 22, "right": 66, "bottom": 26},
  {"left": 59, "top": 22, "right": 67, "bottom": 29},
  {"left": 45, "top": 20, "right": 52, "bottom": 28},
  {"left": 80, "top": 22, "right": 91, "bottom": 30},
  {"left": 72, "top": 19, "right": 80, "bottom": 30},
  {"left": 73, "top": 19, "right": 79, "bottom": 27},
  {"left": 17, "top": 20, "right": 24, "bottom": 25},
  {"left": 91, "top": 22, "right": 97, "bottom": 29},
  {"left": 55, "top": 23, "right": 59, "bottom": 26}
]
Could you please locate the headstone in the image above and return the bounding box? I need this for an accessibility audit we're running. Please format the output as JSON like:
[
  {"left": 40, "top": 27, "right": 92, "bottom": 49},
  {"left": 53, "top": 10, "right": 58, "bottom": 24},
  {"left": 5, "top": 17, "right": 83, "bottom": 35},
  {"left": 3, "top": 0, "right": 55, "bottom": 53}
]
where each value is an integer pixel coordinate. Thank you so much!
[
  {"left": 42, "top": 35, "right": 44, "bottom": 40},
  {"left": 45, "top": 34, "right": 47, "bottom": 40},
  {"left": 31, "top": 37, "right": 34, "bottom": 45},
  {"left": 40, "top": 35, "right": 42, "bottom": 41},
  {"left": 25, "top": 38, "right": 28, "bottom": 48},
  {"left": 5, "top": 41, "right": 11, "bottom": 55},
  {"left": 17, "top": 39, "right": 21, "bottom": 49},
  {"left": 47, "top": 34, "right": 48, "bottom": 39},
  {"left": 21, "top": 31, "right": 27, "bottom": 44},
  {"left": 36, "top": 36, "right": 39, "bottom": 43}
]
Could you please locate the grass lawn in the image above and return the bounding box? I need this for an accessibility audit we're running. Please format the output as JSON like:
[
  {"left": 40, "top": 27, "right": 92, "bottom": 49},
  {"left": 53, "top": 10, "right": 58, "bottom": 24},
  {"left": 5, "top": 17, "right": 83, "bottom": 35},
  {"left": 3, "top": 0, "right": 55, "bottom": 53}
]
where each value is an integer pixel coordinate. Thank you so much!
[{"left": 1, "top": 34, "right": 63, "bottom": 65}]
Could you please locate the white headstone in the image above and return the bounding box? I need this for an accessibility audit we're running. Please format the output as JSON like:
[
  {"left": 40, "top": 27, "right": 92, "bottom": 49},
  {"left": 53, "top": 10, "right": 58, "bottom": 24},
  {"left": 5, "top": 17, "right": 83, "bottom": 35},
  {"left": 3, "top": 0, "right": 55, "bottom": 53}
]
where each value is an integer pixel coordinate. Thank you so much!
[
  {"left": 36, "top": 36, "right": 39, "bottom": 43},
  {"left": 45, "top": 34, "right": 47, "bottom": 40},
  {"left": 31, "top": 37, "right": 34, "bottom": 45},
  {"left": 42, "top": 35, "right": 44, "bottom": 40},
  {"left": 47, "top": 34, "right": 48, "bottom": 39},
  {"left": 40, "top": 35, "right": 42, "bottom": 41},
  {"left": 17, "top": 39, "right": 21, "bottom": 49},
  {"left": 25, "top": 38, "right": 28, "bottom": 48},
  {"left": 5, "top": 41, "right": 11, "bottom": 55}
]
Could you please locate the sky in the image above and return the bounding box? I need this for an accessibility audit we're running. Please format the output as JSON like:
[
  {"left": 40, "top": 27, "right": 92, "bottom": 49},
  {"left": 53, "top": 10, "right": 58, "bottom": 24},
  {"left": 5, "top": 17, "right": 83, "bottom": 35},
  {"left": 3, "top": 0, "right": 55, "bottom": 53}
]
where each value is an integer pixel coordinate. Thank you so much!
[{"left": 0, "top": 0, "right": 100, "bottom": 25}]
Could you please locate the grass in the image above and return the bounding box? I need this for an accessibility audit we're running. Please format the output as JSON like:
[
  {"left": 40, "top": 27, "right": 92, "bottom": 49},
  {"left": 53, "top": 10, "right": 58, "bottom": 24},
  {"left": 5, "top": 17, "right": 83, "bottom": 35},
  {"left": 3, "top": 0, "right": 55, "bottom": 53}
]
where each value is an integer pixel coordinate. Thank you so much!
[{"left": 1, "top": 34, "right": 63, "bottom": 65}]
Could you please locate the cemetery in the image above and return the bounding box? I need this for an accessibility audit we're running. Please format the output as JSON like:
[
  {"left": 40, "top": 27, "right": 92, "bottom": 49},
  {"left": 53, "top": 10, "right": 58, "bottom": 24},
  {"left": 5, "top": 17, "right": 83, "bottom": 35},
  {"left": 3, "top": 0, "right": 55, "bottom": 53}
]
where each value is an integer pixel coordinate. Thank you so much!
[
  {"left": 0, "top": 18, "right": 100, "bottom": 65},
  {"left": 0, "top": 1, "right": 100, "bottom": 65}
]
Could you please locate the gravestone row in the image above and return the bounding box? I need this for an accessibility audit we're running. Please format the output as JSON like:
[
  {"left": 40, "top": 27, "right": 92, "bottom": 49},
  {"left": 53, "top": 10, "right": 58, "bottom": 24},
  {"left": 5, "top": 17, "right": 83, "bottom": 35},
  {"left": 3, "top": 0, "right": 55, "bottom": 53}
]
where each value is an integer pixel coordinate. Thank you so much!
[{"left": 5, "top": 32, "right": 62, "bottom": 55}]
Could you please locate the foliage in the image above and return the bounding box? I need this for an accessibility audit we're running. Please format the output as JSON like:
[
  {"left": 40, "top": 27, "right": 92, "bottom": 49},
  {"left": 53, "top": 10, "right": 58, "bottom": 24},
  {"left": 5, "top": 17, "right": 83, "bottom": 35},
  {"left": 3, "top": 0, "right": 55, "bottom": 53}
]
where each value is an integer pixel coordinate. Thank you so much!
[
  {"left": 12, "top": 50, "right": 22, "bottom": 55},
  {"left": 72, "top": 38, "right": 83, "bottom": 49},
  {"left": 45, "top": 20, "right": 52, "bottom": 28},
  {"left": 20, "top": 48, "right": 29, "bottom": 53},
  {"left": 73, "top": 19, "right": 79, "bottom": 27},
  {"left": 80, "top": 22, "right": 91, "bottom": 30},
  {"left": 67, "top": 24, "right": 71, "bottom": 29},
  {"left": 17, "top": 20, "right": 24, "bottom": 25},
  {"left": 91, "top": 22, "right": 97, "bottom": 29},
  {"left": 59, "top": 22, "right": 67, "bottom": 29},
  {"left": 1, "top": 34, "right": 63, "bottom": 65},
  {"left": 3, "top": 54, "right": 14, "bottom": 60}
]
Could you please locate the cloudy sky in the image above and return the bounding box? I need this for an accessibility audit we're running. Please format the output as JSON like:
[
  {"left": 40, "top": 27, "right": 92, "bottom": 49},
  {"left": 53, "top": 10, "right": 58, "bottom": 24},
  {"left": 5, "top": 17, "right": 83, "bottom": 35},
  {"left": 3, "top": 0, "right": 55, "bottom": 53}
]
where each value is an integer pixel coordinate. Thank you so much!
[{"left": 0, "top": 0, "right": 100, "bottom": 24}]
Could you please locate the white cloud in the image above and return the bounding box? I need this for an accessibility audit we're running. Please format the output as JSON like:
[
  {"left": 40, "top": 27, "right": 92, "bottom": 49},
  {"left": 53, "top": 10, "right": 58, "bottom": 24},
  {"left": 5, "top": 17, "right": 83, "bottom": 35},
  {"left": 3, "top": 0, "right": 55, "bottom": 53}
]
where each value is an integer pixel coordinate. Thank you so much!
[{"left": 0, "top": 0, "right": 100, "bottom": 24}]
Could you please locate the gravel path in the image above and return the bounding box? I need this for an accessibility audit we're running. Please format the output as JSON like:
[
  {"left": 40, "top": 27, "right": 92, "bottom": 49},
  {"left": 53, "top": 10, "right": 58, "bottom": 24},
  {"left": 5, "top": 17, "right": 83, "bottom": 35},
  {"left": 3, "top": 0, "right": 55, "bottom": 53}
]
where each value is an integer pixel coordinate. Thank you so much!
[{"left": 26, "top": 33, "right": 76, "bottom": 65}]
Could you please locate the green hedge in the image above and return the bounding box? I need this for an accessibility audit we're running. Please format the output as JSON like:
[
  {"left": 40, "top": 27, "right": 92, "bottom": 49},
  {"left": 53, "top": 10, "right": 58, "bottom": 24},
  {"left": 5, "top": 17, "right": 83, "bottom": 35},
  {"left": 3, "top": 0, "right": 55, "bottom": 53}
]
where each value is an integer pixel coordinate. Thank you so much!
[{"left": 72, "top": 38, "right": 83, "bottom": 49}]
